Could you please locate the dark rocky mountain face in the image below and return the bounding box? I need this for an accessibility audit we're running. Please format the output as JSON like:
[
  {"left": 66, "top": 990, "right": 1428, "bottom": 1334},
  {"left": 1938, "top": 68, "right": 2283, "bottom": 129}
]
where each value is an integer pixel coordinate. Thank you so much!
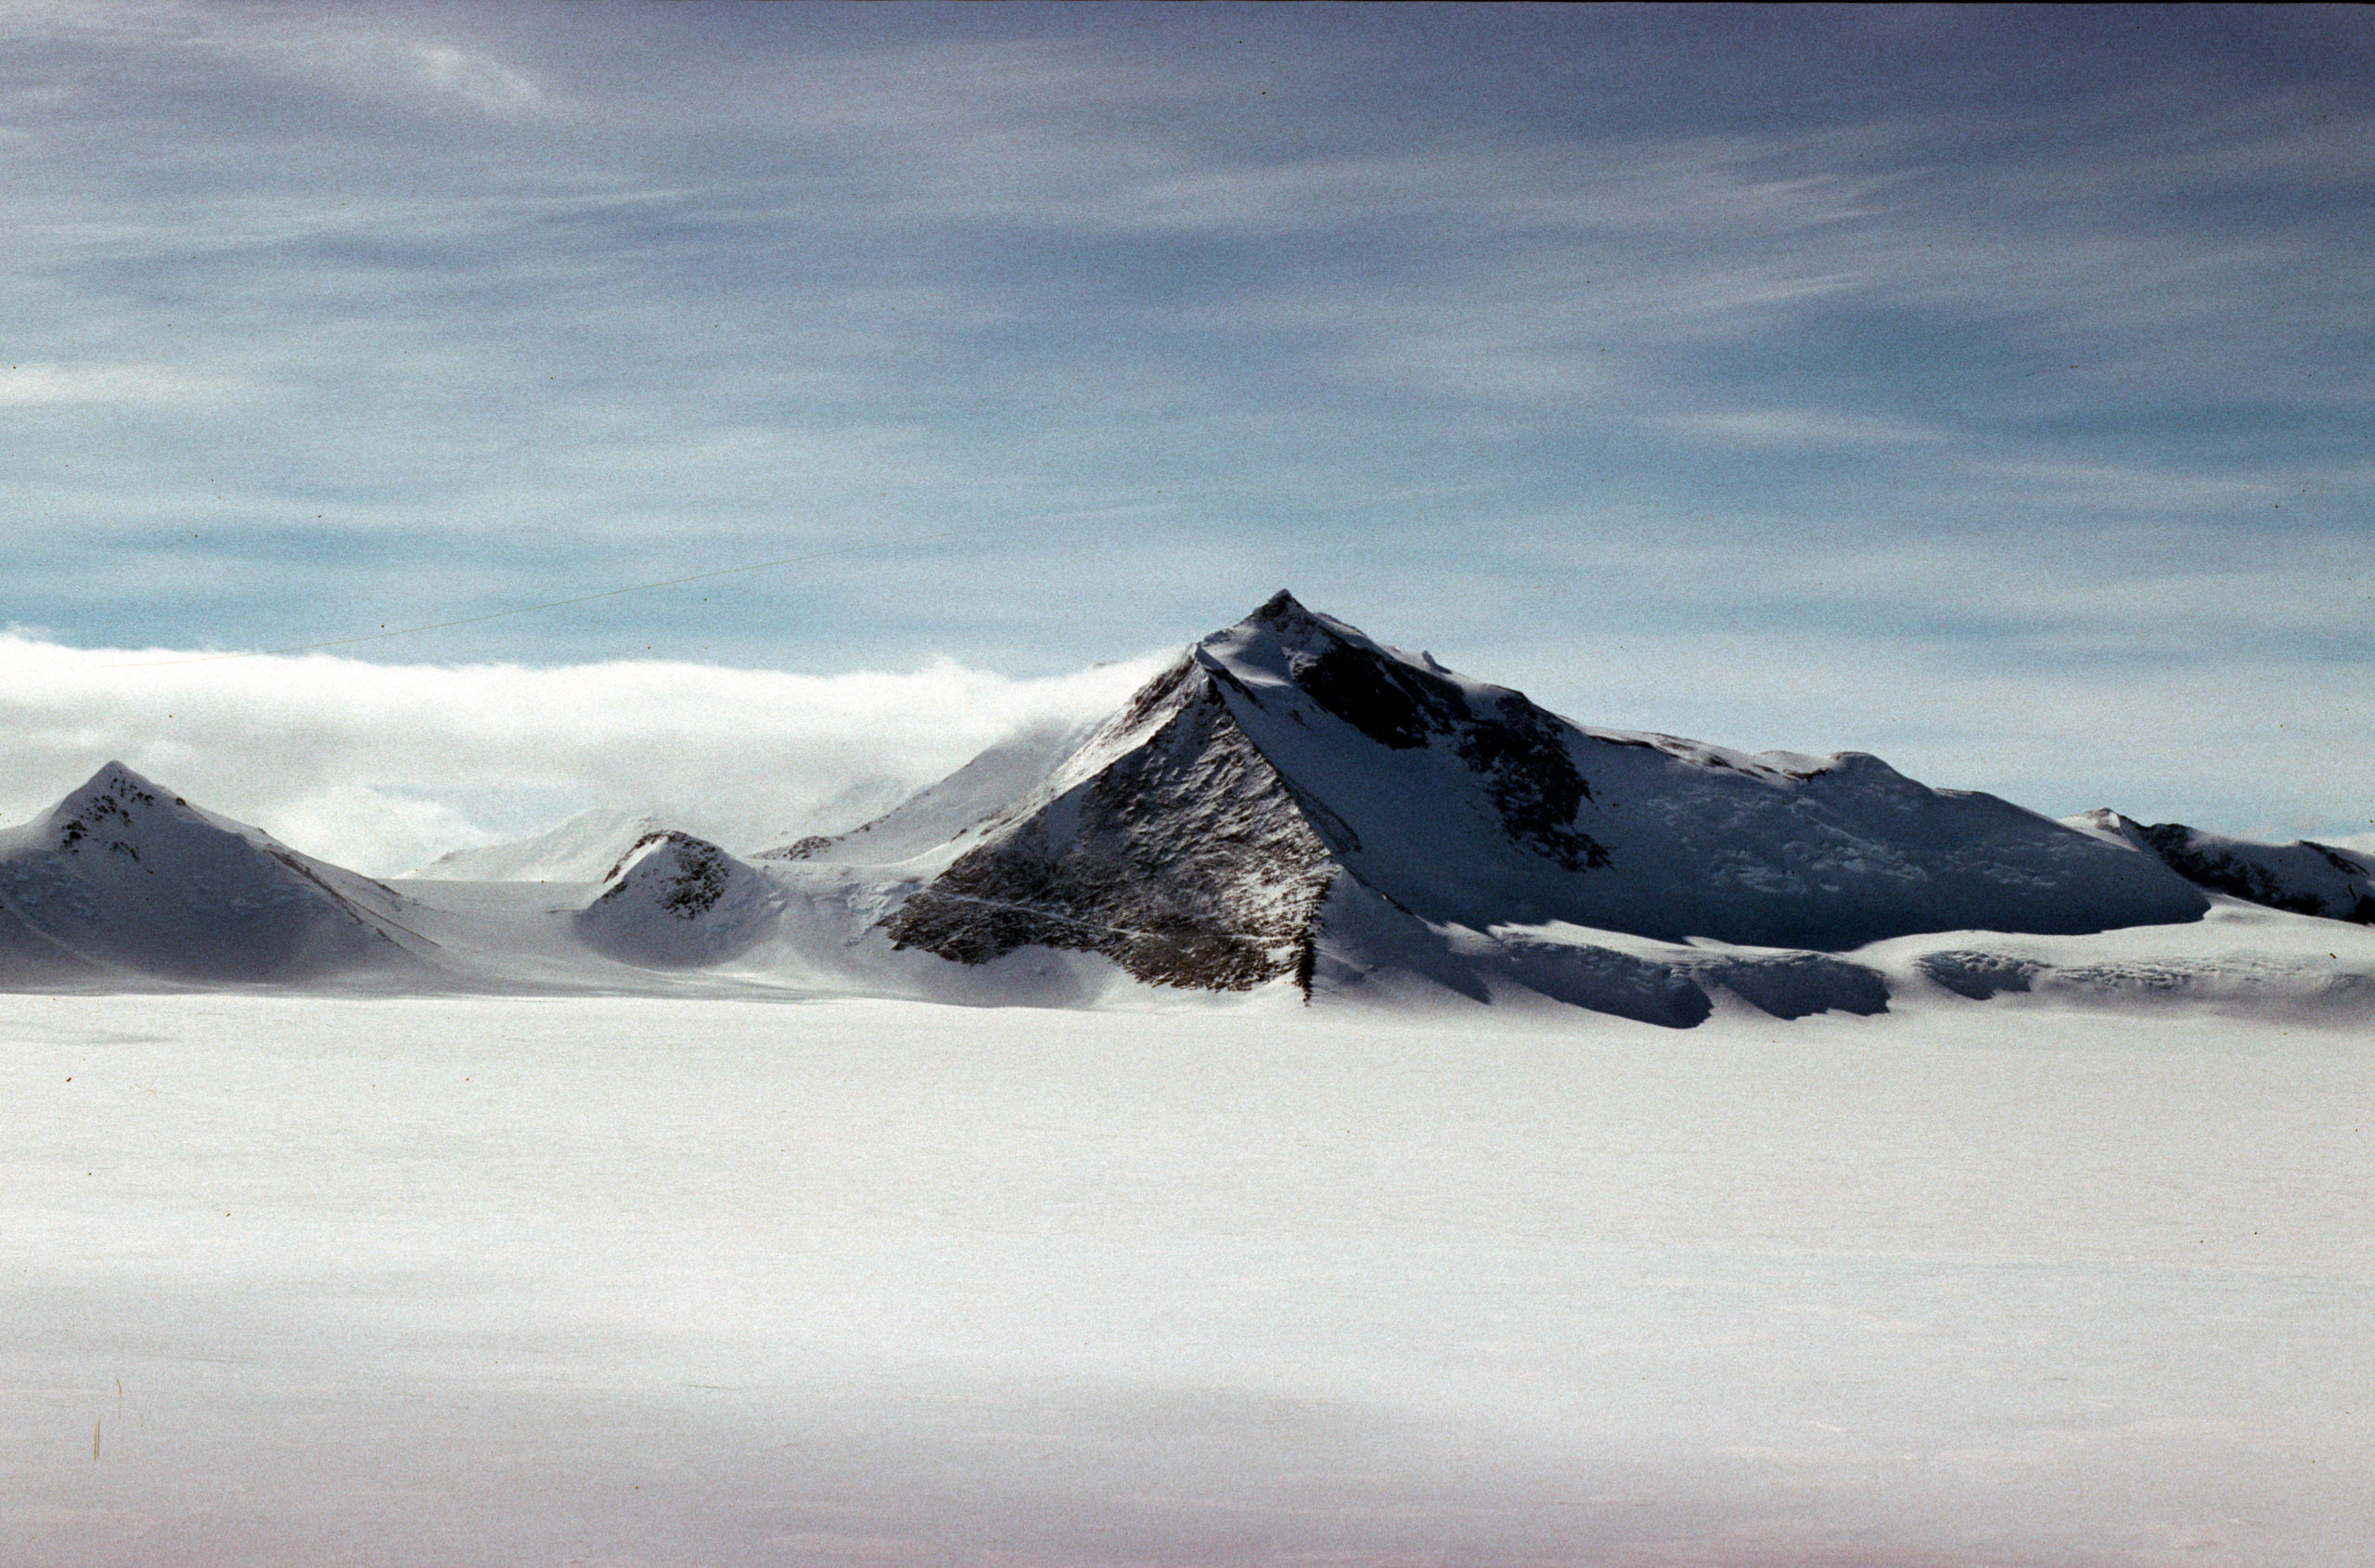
[
  {"left": 883, "top": 658, "right": 1338, "bottom": 991},
  {"left": 2081, "top": 811, "right": 2375, "bottom": 925},
  {"left": 597, "top": 831, "right": 733, "bottom": 917},
  {"left": 1246, "top": 594, "right": 1607, "bottom": 874}
]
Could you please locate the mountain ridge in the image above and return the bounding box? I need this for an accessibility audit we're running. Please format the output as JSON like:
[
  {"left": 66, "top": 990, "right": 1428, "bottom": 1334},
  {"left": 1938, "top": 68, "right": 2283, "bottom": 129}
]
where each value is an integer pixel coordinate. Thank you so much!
[
  {"left": 873, "top": 591, "right": 2209, "bottom": 991},
  {"left": 4, "top": 598, "right": 2367, "bottom": 1022}
]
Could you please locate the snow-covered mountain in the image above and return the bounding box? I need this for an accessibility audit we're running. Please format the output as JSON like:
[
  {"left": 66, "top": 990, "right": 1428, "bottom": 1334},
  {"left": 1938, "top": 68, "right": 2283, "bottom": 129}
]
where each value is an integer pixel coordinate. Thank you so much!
[
  {"left": 878, "top": 592, "right": 2209, "bottom": 994},
  {"left": 0, "top": 762, "right": 427, "bottom": 984},
  {"left": 408, "top": 807, "right": 669, "bottom": 882},
  {"left": 573, "top": 829, "right": 781, "bottom": 968},
  {"left": 2068, "top": 809, "right": 2375, "bottom": 924},
  {"left": 6, "top": 598, "right": 2368, "bottom": 1023}
]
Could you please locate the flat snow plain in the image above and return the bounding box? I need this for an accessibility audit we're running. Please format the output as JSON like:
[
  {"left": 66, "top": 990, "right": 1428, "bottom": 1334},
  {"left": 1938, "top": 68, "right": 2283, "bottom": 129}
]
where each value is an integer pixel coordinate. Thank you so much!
[{"left": 6, "top": 985, "right": 2370, "bottom": 1566}]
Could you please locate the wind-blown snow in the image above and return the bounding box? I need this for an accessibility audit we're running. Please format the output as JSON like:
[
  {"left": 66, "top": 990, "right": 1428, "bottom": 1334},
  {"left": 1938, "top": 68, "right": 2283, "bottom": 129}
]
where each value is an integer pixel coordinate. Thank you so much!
[{"left": 760, "top": 717, "right": 1094, "bottom": 869}]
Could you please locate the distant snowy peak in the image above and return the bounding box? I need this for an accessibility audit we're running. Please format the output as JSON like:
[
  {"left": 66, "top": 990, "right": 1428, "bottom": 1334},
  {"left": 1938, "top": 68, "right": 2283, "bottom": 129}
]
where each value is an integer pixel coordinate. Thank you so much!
[
  {"left": 0, "top": 762, "right": 420, "bottom": 983},
  {"left": 878, "top": 593, "right": 2210, "bottom": 992},
  {"left": 2070, "top": 809, "right": 2374, "bottom": 925},
  {"left": 573, "top": 830, "right": 780, "bottom": 967},
  {"left": 409, "top": 807, "right": 669, "bottom": 882},
  {"left": 759, "top": 718, "right": 1095, "bottom": 870}
]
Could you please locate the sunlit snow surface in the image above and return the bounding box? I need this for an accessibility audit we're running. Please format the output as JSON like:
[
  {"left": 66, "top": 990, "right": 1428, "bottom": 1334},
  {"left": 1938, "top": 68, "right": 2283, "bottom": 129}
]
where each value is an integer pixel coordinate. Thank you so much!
[{"left": 6, "top": 985, "right": 2371, "bottom": 1567}]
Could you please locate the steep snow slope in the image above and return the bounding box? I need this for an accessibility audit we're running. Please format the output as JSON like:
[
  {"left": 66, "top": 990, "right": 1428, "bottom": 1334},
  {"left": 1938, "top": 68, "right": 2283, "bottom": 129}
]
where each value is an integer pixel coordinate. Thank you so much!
[
  {"left": 573, "top": 830, "right": 781, "bottom": 968},
  {"left": 2068, "top": 808, "right": 2375, "bottom": 924},
  {"left": 0, "top": 763, "right": 425, "bottom": 984},
  {"left": 881, "top": 593, "right": 2208, "bottom": 991},
  {"left": 1213, "top": 595, "right": 2207, "bottom": 946},
  {"left": 761, "top": 718, "right": 1093, "bottom": 870},
  {"left": 409, "top": 807, "right": 667, "bottom": 882}
]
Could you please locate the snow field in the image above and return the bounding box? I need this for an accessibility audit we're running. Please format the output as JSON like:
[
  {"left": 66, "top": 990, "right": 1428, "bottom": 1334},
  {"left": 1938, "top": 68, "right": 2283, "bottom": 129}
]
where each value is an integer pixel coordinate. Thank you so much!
[{"left": 4, "top": 992, "right": 2370, "bottom": 1566}]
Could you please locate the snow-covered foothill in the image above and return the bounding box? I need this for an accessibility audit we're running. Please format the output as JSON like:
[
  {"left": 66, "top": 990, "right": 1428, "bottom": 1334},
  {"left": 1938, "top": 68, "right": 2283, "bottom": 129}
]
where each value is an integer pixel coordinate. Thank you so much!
[
  {"left": 0, "top": 762, "right": 425, "bottom": 985},
  {"left": 1298, "top": 880, "right": 1894, "bottom": 1025},
  {"left": 572, "top": 829, "right": 782, "bottom": 968},
  {"left": 2067, "top": 807, "right": 2375, "bottom": 924}
]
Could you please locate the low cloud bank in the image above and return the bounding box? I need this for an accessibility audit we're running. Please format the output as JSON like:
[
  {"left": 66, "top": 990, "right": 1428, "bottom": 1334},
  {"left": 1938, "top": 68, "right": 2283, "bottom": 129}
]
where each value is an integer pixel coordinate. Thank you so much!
[{"left": 0, "top": 636, "right": 1165, "bottom": 875}]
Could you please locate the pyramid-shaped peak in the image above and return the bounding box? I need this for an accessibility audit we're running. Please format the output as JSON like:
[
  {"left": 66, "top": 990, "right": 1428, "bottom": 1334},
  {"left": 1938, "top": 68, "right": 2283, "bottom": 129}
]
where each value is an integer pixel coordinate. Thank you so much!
[
  {"left": 1247, "top": 588, "right": 1309, "bottom": 625},
  {"left": 77, "top": 760, "right": 173, "bottom": 802},
  {"left": 1208, "top": 591, "right": 1381, "bottom": 665},
  {"left": 1226, "top": 589, "right": 1355, "bottom": 642},
  {"left": 48, "top": 761, "right": 193, "bottom": 839},
  {"left": 3, "top": 761, "right": 417, "bottom": 983}
]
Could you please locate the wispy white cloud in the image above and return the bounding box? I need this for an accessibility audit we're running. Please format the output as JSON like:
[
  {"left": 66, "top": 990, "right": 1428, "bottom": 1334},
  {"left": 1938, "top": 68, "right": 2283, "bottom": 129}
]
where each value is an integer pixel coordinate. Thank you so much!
[
  {"left": 0, "top": 361, "right": 241, "bottom": 406},
  {"left": 404, "top": 41, "right": 546, "bottom": 115},
  {"left": 1660, "top": 409, "right": 1946, "bottom": 449}
]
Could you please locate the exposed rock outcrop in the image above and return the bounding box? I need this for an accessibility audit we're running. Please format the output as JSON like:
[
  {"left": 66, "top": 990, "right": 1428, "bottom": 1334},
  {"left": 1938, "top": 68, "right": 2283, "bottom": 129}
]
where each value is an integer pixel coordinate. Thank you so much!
[{"left": 2069, "top": 809, "right": 2375, "bottom": 925}]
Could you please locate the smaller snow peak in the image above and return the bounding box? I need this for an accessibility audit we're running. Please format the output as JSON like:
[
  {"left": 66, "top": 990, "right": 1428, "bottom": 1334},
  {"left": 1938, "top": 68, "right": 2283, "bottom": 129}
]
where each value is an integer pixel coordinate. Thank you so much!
[
  {"left": 49, "top": 761, "right": 194, "bottom": 856},
  {"left": 597, "top": 830, "right": 733, "bottom": 919},
  {"left": 573, "top": 829, "right": 777, "bottom": 967}
]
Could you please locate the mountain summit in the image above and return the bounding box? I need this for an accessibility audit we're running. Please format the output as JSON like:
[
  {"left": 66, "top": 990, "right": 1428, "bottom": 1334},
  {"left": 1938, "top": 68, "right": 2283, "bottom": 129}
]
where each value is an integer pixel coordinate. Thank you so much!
[{"left": 877, "top": 593, "right": 2208, "bottom": 991}]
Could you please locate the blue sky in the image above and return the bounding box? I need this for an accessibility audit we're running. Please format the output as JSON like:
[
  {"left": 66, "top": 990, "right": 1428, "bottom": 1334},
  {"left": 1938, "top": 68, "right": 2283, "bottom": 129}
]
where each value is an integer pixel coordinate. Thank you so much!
[{"left": 3, "top": 3, "right": 2370, "bottom": 863}]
